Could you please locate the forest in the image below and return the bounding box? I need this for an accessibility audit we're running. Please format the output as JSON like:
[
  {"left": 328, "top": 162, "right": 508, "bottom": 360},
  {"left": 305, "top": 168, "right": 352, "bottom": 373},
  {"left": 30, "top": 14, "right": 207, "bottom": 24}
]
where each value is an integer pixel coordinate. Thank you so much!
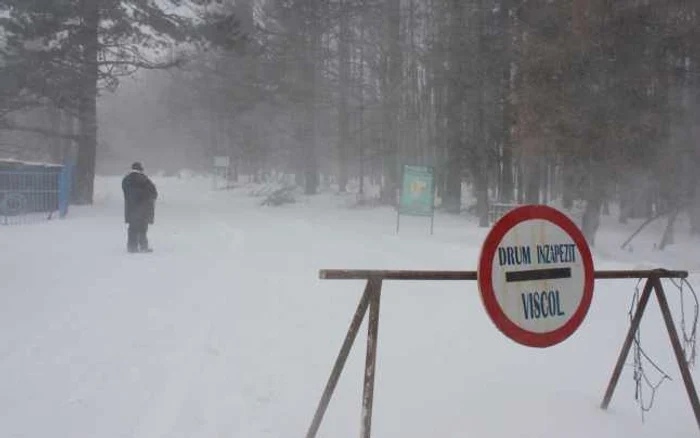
[{"left": 1, "top": 0, "right": 699, "bottom": 246}]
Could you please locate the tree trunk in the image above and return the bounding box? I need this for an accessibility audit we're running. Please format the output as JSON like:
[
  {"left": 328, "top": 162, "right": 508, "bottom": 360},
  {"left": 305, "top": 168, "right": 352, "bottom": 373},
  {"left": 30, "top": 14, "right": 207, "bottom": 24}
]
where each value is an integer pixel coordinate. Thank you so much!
[
  {"left": 306, "top": 47, "right": 320, "bottom": 193},
  {"left": 540, "top": 162, "right": 549, "bottom": 204},
  {"left": 74, "top": 0, "right": 99, "bottom": 204},
  {"left": 474, "top": 0, "right": 489, "bottom": 227},
  {"left": 442, "top": 0, "right": 466, "bottom": 214},
  {"left": 691, "top": 177, "right": 700, "bottom": 235},
  {"left": 303, "top": 128, "right": 318, "bottom": 195},
  {"left": 61, "top": 111, "right": 75, "bottom": 164},
  {"left": 379, "top": 0, "right": 401, "bottom": 205},
  {"left": 300, "top": 1, "right": 320, "bottom": 195},
  {"left": 517, "top": 164, "right": 525, "bottom": 204},
  {"left": 499, "top": 142, "right": 514, "bottom": 203},
  {"left": 350, "top": 27, "right": 367, "bottom": 197},
  {"left": 498, "top": 0, "right": 515, "bottom": 204},
  {"left": 357, "top": 32, "right": 366, "bottom": 196},
  {"left": 475, "top": 164, "right": 489, "bottom": 227},
  {"left": 524, "top": 156, "right": 541, "bottom": 204},
  {"left": 472, "top": 82, "right": 489, "bottom": 226},
  {"left": 48, "top": 107, "right": 62, "bottom": 164},
  {"left": 337, "top": 0, "right": 350, "bottom": 192},
  {"left": 443, "top": 149, "right": 462, "bottom": 213},
  {"left": 562, "top": 162, "right": 575, "bottom": 210},
  {"left": 659, "top": 208, "right": 680, "bottom": 250},
  {"left": 443, "top": 79, "right": 463, "bottom": 213},
  {"left": 582, "top": 195, "right": 602, "bottom": 247},
  {"left": 581, "top": 169, "right": 606, "bottom": 246}
]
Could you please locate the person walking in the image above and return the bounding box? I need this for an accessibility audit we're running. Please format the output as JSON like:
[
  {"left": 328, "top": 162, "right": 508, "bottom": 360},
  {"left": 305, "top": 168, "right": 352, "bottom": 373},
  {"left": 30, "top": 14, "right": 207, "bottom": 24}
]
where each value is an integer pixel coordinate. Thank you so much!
[{"left": 122, "top": 162, "right": 158, "bottom": 253}]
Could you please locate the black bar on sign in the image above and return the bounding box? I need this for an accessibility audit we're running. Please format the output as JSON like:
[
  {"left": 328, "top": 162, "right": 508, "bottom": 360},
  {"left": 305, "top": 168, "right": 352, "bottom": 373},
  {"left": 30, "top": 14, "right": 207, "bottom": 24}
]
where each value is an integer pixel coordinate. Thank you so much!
[{"left": 506, "top": 268, "right": 572, "bottom": 283}]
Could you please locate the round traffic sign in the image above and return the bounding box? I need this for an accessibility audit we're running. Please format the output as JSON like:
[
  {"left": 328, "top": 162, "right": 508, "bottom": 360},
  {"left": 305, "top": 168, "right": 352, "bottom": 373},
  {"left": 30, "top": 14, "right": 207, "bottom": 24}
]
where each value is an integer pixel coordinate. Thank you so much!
[{"left": 478, "top": 205, "right": 594, "bottom": 348}]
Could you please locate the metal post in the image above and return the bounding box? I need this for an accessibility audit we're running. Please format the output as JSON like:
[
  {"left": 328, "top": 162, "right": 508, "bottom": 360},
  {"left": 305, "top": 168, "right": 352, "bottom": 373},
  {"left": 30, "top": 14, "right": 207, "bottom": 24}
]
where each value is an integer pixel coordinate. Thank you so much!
[
  {"left": 360, "top": 279, "right": 382, "bottom": 438},
  {"left": 652, "top": 277, "right": 700, "bottom": 431},
  {"left": 305, "top": 281, "right": 373, "bottom": 438},
  {"left": 58, "top": 164, "right": 72, "bottom": 218},
  {"left": 601, "top": 277, "right": 654, "bottom": 410}
]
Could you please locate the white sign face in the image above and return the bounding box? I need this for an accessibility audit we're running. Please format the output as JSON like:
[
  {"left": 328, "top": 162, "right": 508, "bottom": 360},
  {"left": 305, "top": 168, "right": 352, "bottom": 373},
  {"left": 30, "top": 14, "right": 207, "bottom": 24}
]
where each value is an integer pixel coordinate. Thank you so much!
[
  {"left": 478, "top": 205, "right": 594, "bottom": 348},
  {"left": 490, "top": 219, "right": 585, "bottom": 333},
  {"left": 214, "top": 156, "right": 230, "bottom": 167}
]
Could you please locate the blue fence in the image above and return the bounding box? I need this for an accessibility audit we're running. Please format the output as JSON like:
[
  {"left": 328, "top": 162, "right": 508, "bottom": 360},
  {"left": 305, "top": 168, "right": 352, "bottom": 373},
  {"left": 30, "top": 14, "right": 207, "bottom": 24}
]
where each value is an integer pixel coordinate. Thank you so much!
[{"left": 0, "top": 161, "right": 73, "bottom": 225}]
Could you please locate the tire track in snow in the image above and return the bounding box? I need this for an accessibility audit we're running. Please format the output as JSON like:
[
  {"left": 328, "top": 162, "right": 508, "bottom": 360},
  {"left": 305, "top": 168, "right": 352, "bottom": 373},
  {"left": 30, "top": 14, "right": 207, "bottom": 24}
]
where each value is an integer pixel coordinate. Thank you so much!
[
  {"left": 129, "top": 215, "right": 248, "bottom": 438},
  {"left": 129, "top": 316, "right": 214, "bottom": 438}
]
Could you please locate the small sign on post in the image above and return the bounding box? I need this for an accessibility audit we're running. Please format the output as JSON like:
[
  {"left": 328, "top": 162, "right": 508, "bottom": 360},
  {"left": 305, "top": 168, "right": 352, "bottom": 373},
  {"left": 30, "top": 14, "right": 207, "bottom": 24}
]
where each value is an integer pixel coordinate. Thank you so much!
[
  {"left": 214, "top": 156, "right": 230, "bottom": 168},
  {"left": 212, "top": 156, "right": 231, "bottom": 190},
  {"left": 477, "top": 205, "right": 595, "bottom": 348},
  {"left": 397, "top": 165, "right": 435, "bottom": 234}
]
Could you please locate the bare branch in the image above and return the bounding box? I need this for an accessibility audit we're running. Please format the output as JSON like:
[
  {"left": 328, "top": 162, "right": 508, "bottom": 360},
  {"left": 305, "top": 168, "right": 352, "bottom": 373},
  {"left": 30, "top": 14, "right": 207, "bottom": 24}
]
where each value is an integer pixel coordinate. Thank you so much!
[
  {"left": 95, "top": 57, "right": 186, "bottom": 70},
  {"left": 0, "top": 120, "right": 80, "bottom": 141}
]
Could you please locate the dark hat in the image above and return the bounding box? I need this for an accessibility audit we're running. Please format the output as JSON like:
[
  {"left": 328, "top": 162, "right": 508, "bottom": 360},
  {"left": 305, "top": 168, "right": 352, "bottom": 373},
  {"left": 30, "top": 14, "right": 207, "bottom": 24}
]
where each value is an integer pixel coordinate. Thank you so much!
[{"left": 131, "top": 162, "right": 144, "bottom": 171}]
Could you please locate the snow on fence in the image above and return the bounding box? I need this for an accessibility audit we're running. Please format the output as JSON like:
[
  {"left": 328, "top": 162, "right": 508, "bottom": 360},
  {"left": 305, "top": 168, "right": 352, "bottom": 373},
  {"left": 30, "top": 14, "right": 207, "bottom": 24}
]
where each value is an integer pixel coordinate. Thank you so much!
[{"left": 0, "top": 160, "right": 73, "bottom": 225}]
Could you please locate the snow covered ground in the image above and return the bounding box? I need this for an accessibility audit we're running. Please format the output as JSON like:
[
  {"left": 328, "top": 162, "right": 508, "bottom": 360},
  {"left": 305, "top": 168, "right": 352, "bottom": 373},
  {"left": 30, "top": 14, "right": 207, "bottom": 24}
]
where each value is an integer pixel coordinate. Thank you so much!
[{"left": 1, "top": 175, "right": 699, "bottom": 437}]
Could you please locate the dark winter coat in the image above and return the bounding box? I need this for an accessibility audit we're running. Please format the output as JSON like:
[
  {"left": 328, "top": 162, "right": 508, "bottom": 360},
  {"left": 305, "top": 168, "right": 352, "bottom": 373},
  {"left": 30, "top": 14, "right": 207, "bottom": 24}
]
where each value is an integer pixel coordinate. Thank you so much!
[{"left": 122, "top": 171, "right": 158, "bottom": 224}]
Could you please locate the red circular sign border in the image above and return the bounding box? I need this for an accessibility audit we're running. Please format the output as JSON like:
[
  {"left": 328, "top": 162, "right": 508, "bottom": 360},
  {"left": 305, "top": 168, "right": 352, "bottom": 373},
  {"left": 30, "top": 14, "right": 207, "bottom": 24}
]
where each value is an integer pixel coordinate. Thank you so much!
[{"left": 478, "top": 205, "right": 595, "bottom": 348}]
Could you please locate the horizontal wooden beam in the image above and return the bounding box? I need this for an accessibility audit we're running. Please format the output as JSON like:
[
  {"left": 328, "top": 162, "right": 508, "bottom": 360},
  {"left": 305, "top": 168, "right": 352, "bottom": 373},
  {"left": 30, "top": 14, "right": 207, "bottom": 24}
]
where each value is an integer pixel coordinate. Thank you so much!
[
  {"left": 320, "top": 270, "right": 477, "bottom": 280},
  {"left": 319, "top": 269, "right": 688, "bottom": 281},
  {"left": 594, "top": 270, "right": 688, "bottom": 279}
]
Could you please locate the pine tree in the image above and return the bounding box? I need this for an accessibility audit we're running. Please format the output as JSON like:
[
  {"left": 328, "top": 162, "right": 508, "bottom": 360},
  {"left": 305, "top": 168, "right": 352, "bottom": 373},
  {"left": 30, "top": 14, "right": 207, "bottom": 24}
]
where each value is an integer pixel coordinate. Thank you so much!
[{"left": 0, "top": 0, "right": 240, "bottom": 203}]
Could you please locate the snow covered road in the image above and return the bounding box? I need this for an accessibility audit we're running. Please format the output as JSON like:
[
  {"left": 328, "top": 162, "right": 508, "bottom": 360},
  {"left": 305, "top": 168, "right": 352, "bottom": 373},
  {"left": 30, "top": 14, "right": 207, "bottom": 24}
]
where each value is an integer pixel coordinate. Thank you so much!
[{"left": 0, "top": 175, "right": 697, "bottom": 437}]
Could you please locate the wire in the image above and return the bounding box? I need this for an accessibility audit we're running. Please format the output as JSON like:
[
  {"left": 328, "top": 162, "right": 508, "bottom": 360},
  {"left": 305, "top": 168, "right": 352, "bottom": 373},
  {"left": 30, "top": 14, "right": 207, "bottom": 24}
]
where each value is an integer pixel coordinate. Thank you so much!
[
  {"left": 667, "top": 277, "right": 699, "bottom": 367},
  {"left": 629, "top": 278, "right": 672, "bottom": 420}
]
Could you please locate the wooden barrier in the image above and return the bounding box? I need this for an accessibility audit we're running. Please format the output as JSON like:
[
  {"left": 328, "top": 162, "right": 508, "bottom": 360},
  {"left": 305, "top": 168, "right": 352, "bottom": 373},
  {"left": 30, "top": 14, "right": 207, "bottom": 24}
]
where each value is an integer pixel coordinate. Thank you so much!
[{"left": 305, "top": 269, "right": 698, "bottom": 438}]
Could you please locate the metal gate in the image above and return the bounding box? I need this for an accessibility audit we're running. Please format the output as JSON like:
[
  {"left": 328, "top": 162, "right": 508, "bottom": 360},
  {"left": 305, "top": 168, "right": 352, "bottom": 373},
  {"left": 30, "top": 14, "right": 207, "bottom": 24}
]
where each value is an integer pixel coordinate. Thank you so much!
[{"left": 0, "top": 161, "right": 72, "bottom": 225}]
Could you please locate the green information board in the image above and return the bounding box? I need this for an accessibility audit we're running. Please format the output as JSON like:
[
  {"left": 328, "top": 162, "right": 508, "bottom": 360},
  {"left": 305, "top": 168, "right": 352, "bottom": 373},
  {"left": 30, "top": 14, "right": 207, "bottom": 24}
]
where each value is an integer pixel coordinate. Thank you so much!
[{"left": 397, "top": 165, "right": 435, "bottom": 233}]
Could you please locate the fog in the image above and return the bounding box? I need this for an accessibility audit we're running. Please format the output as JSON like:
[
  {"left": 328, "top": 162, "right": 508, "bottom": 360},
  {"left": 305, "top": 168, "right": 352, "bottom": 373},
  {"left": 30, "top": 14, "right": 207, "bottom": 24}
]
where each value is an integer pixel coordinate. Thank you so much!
[
  {"left": 2, "top": 0, "right": 700, "bottom": 243},
  {"left": 2, "top": 2, "right": 700, "bottom": 437}
]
